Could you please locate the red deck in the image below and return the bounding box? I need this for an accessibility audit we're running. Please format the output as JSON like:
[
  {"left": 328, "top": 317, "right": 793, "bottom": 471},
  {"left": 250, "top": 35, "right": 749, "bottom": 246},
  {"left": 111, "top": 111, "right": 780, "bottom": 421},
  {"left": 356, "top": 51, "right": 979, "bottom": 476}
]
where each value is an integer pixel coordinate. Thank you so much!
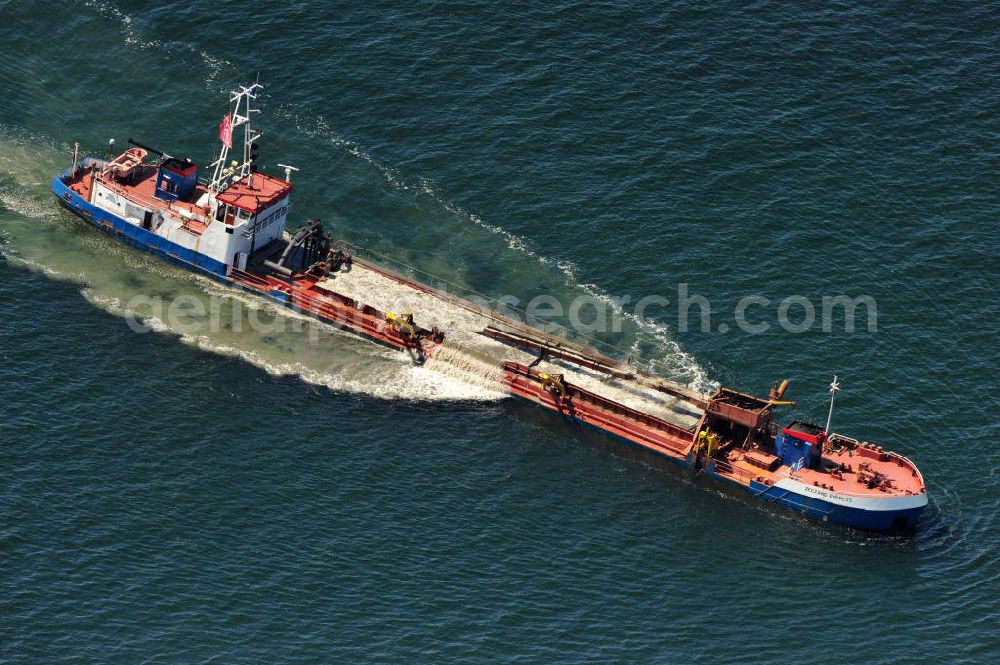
[
  {"left": 64, "top": 164, "right": 212, "bottom": 235},
  {"left": 63, "top": 152, "right": 292, "bottom": 237},
  {"left": 744, "top": 444, "right": 922, "bottom": 494},
  {"left": 216, "top": 172, "right": 292, "bottom": 213},
  {"left": 710, "top": 434, "right": 925, "bottom": 498}
]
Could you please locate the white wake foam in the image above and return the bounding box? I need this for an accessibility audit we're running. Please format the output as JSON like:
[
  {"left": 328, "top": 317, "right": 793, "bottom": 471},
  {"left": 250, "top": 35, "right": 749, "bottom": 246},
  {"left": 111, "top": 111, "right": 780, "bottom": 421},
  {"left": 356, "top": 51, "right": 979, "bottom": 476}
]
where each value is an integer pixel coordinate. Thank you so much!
[
  {"left": 1, "top": 9, "right": 714, "bottom": 398},
  {"left": 271, "top": 109, "right": 713, "bottom": 390},
  {"left": 78, "top": 287, "right": 507, "bottom": 402},
  {"left": 83, "top": 1, "right": 162, "bottom": 51}
]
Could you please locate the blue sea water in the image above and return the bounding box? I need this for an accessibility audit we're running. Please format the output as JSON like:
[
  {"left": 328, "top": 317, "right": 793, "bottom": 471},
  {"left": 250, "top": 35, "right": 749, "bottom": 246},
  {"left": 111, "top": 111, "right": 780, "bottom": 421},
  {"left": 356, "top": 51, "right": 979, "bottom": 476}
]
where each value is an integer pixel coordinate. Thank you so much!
[{"left": 1, "top": 1, "right": 998, "bottom": 662}]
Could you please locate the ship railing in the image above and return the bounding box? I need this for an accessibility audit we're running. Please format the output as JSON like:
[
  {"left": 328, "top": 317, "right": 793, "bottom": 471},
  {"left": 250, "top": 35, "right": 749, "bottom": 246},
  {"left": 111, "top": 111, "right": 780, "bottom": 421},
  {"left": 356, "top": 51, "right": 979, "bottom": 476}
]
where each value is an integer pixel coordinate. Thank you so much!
[
  {"left": 95, "top": 172, "right": 208, "bottom": 234},
  {"left": 709, "top": 458, "right": 768, "bottom": 485},
  {"left": 707, "top": 444, "right": 925, "bottom": 497},
  {"left": 227, "top": 267, "right": 420, "bottom": 345},
  {"left": 229, "top": 267, "right": 269, "bottom": 287},
  {"left": 827, "top": 433, "right": 923, "bottom": 488},
  {"left": 503, "top": 360, "right": 695, "bottom": 448},
  {"left": 285, "top": 288, "right": 417, "bottom": 345},
  {"left": 894, "top": 454, "right": 925, "bottom": 489},
  {"left": 786, "top": 477, "right": 920, "bottom": 498},
  {"left": 783, "top": 465, "right": 923, "bottom": 498},
  {"left": 828, "top": 433, "right": 861, "bottom": 446},
  {"left": 95, "top": 176, "right": 161, "bottom": 210},
  {"left": 62, "top": 158, "right": 106, "bottom": 183}
]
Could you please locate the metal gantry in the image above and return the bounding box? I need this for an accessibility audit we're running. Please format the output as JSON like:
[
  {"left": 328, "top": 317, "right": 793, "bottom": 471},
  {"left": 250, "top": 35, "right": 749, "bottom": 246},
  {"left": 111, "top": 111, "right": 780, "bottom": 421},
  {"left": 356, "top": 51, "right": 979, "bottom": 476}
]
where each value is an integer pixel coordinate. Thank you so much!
[{"left": 208, "top": 83, "right": 264, "bottom": 193}]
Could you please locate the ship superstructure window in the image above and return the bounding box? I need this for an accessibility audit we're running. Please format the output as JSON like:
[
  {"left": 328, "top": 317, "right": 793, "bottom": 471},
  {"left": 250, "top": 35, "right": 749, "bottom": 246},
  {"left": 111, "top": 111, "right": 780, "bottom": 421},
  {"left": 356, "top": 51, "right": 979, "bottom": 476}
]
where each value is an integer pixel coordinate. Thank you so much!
[{"left": 214, "top": 204, "right": 238, "bottom": 225}]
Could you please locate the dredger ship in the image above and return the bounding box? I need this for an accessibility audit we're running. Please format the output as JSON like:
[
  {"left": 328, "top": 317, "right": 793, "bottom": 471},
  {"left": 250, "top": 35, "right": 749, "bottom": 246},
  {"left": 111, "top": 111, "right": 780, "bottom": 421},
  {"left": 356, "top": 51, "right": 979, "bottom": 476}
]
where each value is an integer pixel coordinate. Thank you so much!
[{"left": 51, "top": 84, "right": 927, "bottom": 532}]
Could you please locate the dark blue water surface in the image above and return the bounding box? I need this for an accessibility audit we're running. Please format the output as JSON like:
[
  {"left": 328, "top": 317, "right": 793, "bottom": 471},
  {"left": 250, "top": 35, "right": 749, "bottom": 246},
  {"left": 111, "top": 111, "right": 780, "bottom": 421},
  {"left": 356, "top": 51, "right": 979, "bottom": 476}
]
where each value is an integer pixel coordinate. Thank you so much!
[{"left": 1, "top": 1, "right": 998, "bottom": 662}]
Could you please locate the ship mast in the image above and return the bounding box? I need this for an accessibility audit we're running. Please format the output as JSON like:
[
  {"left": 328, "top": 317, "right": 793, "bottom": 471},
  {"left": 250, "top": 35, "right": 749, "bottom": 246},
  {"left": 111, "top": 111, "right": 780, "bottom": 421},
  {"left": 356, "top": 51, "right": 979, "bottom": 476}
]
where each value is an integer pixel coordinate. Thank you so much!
[
  {"left": 208, "top": 83, "right": 264, "bottom": 193},
  {"left": 824, "top": 375, "right": 840, "bottom": 433}
]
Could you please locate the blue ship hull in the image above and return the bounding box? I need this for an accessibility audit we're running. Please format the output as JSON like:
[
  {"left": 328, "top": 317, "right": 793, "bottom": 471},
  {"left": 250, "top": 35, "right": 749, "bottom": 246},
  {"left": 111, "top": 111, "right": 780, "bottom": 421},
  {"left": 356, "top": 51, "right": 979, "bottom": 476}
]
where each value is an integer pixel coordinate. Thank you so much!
[
  {"left": 52, "top": 172, "right": 230, "bottom": 280},
  {"left": 740, "top": 477, "right": 925, "bottom": 530},
  {"left": 51, "top": 172, "right": 411, "bottom": 357}
]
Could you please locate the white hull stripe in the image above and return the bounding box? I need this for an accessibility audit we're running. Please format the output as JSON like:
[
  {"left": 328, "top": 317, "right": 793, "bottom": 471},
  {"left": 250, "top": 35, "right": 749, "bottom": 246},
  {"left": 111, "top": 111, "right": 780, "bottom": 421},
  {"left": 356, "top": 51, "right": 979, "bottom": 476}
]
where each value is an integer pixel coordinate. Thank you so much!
[{"left": 775, "top": 478, "right": 928, "bottom": 511}]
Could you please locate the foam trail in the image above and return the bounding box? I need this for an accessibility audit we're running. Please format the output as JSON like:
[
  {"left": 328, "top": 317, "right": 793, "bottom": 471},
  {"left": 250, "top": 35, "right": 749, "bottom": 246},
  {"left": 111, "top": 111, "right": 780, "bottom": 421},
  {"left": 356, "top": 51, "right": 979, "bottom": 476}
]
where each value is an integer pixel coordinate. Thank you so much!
[
  {"left": 78, "top": 288, "right": 506, "bottom": 402},
  {"left": 0, "top": 151, "right": 508, "bottom": 402},
  {"left": 0, "top": 246, "right": 88, "bottom": 284},
  {"left": 0, "top": 11, "right": 713, "bottom": 397},
  {"left": 422, "top": 343, "right": 508, "bottom": 395},
  {"left": 271, "top": 108, "right": 714, "bottom": 390},
  {"left": 577, "top": 281, "right": 716, "bottom": 392},
  {"left": 200, "top": 51, "right": 234, "bottom": 91},
  {"left": 82, "top": 1, "right": 235, "bottom": 92},
  {"left": 60, "top": 6, "right": 714, "bottom": 390},
  {"left": 83, "top": 1, "right": 162, "bottom": 51}
]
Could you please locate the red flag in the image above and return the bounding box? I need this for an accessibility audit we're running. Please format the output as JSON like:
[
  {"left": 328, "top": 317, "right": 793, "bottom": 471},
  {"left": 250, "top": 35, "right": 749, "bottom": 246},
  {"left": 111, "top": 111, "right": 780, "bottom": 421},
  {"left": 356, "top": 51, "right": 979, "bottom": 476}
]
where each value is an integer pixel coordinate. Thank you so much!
[{"left": 219, "top": 114, "right": 233, "bottom": 149}]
